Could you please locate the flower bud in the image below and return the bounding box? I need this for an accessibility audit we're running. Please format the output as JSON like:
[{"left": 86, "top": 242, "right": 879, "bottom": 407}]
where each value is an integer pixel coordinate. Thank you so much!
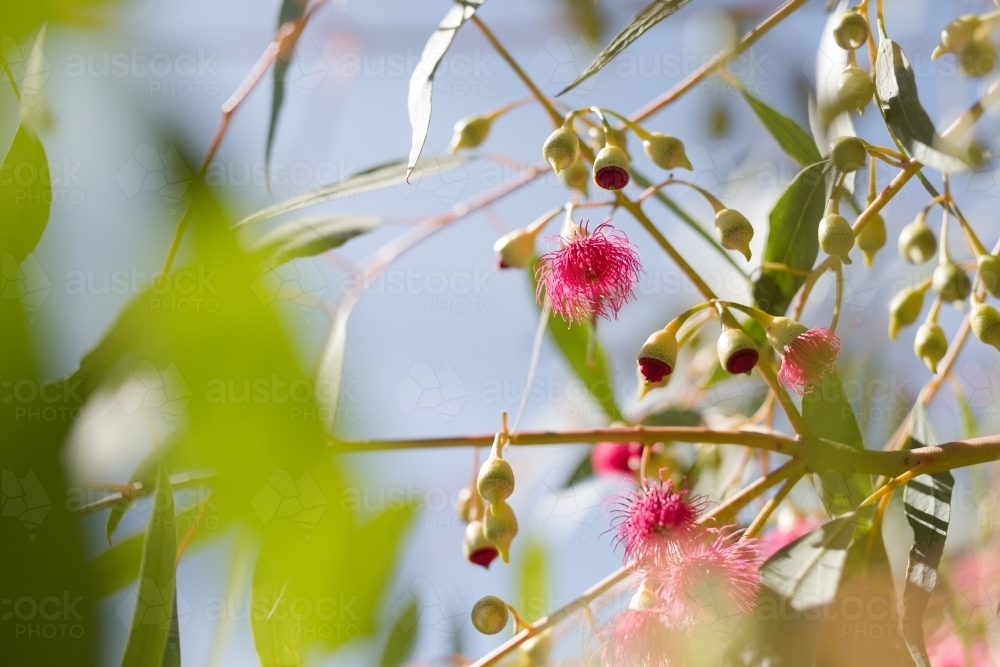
[
  {"left": 558, "top": 158, "right": 589, "bottom": 194},
  {"left": 898, "top": 212, "right": 937, "bottom": 264},
  {"left": 628, "top": 580, "right": 659, "bottom": 611},
  {"left": 978, "top": 255, "right": 1000, "bottom": 298},
  {"left": 483, "top": 499, "right": 518, "bottom": 563},
  {"left": 642, "top": 133, "right": 692, "bottom": 170},
  {"left": 542, "top": 127, "right": 580, "bottom": 173},
  {"left": 856, "top": 213, "right": 886, "bottom": 267},
  {"left": 588, "top": 126, "right": 628, "bottom": 154},
  {"left": 463, "top": 520, "right": 499, "bottom": 569},
  {"left": 764, "top": 316, "right": 809, "bottom": 352},
  {"left": 932, "top": 262, "right": 971, "bottom": 302},
  {"left": 717, "top": 327, "right": 759, "bottom": 375},
  {"left": 715, "top": 209, "right": 754, "bottom": 261},
  {"left": 592, "top": 145, "right": 631, "bottom": 190},
  {"left": 888, "top": 282, "right": 928, "bottom": 341},
  {"left": 478, "top": 455, "right": 515, "bottom": 504},
  {"left": 830, "top": 136, "right": 868, "bottom": 173},
  {"left": 933, "top": 15, "right": 980, "bottom": 59},
  {"left": 494, "top": 227, "right": 539, "bottom": 269},
  {"left": 914, "top": 322, "right": 948, "bottom": 373},
  {"left": 818, "top": 213, "right": 855, "bottom": 264},
  {"left": 449, "top": 115, "right": 492, "bottom": 153},
  {"left": 837, "top": 65, "right": 874, "bottom": 112},
  {"left": 971, "top": 302, "right": 1000, "bottom": 351},
  {"left": 519, "top": 630, "right": 552, "bottom": 667},
  {"left": 456, "top": 487, "right": 474, "bottom": 523},
  {"left": 637, "top": 328, "right": 678, "bottom": 383},
  {"left": 471, "top": 595, "right": 509, "bottom": 635},
  {"left": 833, "top": 11, "right": 870, "bottom": 50}
]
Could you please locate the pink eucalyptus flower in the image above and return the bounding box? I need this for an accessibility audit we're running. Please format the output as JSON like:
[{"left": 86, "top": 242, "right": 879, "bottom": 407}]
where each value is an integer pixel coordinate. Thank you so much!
[
  {"left": 926, "top": 630, "right": 995, "bottom": 667},
  {"left": 535, "top": 221, "right": 641, "bottom": 324},
  {"left": 655, "top": 530, "right": 761, "bottom": 623},
  {"left": 611, "top": 480, "right": 706, "bottom": 566},
  {"left": 761, "top": 513, "right": 821, "bottom": 559},
  {"left": 776, "top": 326, "right": 842, "bottom": 395},
  {"left": 592, "top": 442, "right": 643, "bottom": 476},
  {"left": 600, "top": 608, "right": 685, "bottom": 667}
]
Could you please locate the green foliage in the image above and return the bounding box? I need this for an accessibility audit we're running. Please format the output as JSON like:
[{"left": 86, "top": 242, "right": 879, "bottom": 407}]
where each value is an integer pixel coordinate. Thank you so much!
[
  {"left": 517, "top": 539, "right": 548, "bottom": 621},
  {"left": 251, "top": 215, "right": 382, "bottom": 265},
  {"left": 735, "top": 84, "right": 824, "bottom": 167},
  {"left": 377, "top": 602, "right": 419, "bottom": 667},
  {"left": 0, "top": 125, "right": 50, "bottom": 261},
  {"left": 265, "top": 0, "right": 308, "bottom": 186}
]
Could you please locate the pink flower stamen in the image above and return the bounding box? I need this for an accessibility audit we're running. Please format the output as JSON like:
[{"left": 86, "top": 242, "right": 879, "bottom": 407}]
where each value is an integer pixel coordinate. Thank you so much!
[
  {"left": 611, "top": 480, "right": 706, "bottom": 566},
  {"left": 600, "top": 608, "right": 684, "bottom": 667},
  {"left": 592, "top": 442, "right": 643, "bottom": 476},
  {"left": 777, "top": 326, "right": 842, "bottom": 394},
  {"left": 535, "top": 221, "right": 641, "bottom": 324}
]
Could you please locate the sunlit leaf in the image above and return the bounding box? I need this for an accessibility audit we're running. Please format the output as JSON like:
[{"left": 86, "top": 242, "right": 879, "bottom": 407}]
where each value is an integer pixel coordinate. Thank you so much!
[
  {"left": 901, "top": 405, "right": 954, "bottom": 667},
  {"left": 377, "top": 602, "right": 418, "bottom": 667},
  {"left": 120, "top": 462, "right": 176, "bottom": 667},
  {"left": 517, "top": 540, "right": 547, "bottom": 621},
  {"left": 753, "top": 160, "right": 831, "bottom": 316},
  {"left": 18, "top": 24, "right": 53, "bottom": 129},
  {"left": 560, "top": 0, "right": 606, "bottom": 44},
  {"left": 0, "top": 124, "right": 51, "bottom": 261},
  {"left": 558, "top": 0, "right": 692, "bottom": 95},
  {"left": 252, "top": 214, "right": 381, "bottom": 264},
  {"left": 406, "top": 0, "right": 485, "bottom": 178},
  {"left": 237, "top": 154, "right": 468, "bottom": 227},
  {"left": 0, "top": 0, "right": 115, "bottom": 40},
  {"left": 875, "top": 38, "right": 970, "bottom": 172},
  {"left": 265, "top": 0, "right": 307, "bottom": 188}
]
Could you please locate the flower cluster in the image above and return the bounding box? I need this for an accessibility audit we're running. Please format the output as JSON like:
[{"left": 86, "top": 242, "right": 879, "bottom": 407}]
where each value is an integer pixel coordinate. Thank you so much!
[{"left": 601, "top": 481, "right": 761, "bottom": 667}]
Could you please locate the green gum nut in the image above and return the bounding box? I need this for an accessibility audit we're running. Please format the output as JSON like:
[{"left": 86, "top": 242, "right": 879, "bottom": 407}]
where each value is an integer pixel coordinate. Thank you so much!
[
  {"left": 971, "top": 302, "right": 1000, "bottom": 351},
  {"left": 493, "top": 228, "right": 537, "bottom": 269},
  {"left": 932, "top": 262, "right": 972, "bottom": 302},
  {"left": 934, "top": 15, "right": 980, "bottom": 59},
  {"left": 455, "top": 487, "right": 473, "bottom": 523},
  {"left": 483, "top": 499, "right": 518, "bottom": 563},
  {"left": 717, "top": 327, "right": 759, "bottom": 375},
  {"left": 765, "top": 316, "right": 809, "bottom": 352},
  {"left": 888, "top": 283, "right": 928, "bottom": 341},
  {"left": 588, "top": 126, "right": 628, "bottom": 155},
  {"left": 898, "top": 212, "right": 937, "bottom": 264},
  {"left": 477, "top": 455, "right": 515, "bottom": 504},
  {"left": 818, "top": 213, "right": 855, "bottom": 264},
  {"left": 960, "top": 36, "right": 997, "bottom": 77},
  {"left": 449, "top": 115, "right": 492, "bottom": 153},
  {"left": 978, "top": 255, "right": 1000, "bottom": 298},
  {"left": 542, "top": 127, "right": 580, "bottom": 173},
  {"left": 559, "top": 158, "right": 589, "bottom": 194},
  {"left": 637, "top": 328, "right": 678, "bottom": 383},
  {"left": 471, "top": 595, "right": 509, "bottom": 635},
  {"left": 856, "top": 213, "right": 886, "bottom": 266},
  {"left": 833, "top": 11, "right": 870, "bottom": 50},
  {"left": 914, "top": 322, "right": 948, "bottom": 373},
  {"left": 714, "top": 208, "right": 754, "bottom": 261},
  {"left": 642, "top": 133, "right": 692, "bottom": 170},
  {"left": 837, "top": 65, "right": 874, "bottom": 111},
  {"left": 592, "top": 145, "right": 631, "bottom": 190},
  {"left": 830, "top": 136, "right": 868, "bottom": 173}
]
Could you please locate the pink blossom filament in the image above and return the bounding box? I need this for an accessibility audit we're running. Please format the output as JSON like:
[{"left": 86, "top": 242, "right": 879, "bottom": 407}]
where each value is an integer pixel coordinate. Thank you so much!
[{"left": 777, "top": 326, "right": 842, "bottom": 394}]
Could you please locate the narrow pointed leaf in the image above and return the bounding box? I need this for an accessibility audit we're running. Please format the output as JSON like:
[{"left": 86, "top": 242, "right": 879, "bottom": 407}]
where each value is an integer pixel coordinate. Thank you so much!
[
  {"left": 252, "top": 215, "right": 381, "bottom": 264},
  {"left": 752, "top": 160, "right": 829, "bottom": 316},
  {"left": 875, "top": 38, "right": 970, "bottom": 172},
  {"left": 377, "top": 602, "right": 418, "bottom": 667},
  {"left": 406, "top": 0, "right": 485, "bottom": 178},
  {"left": 120, "top": 463, "right": 177, "bottom": 667},
  {"left": 265, "top": 0, "right": 308, "bottom": 186},
  {"left": 558, "top": 0, "right": 692, "bottom": 95},
  {"left": 735, "top": 83, "right": 822, "bottom": 167},
  {"left": 236, "top": 155, "right": 467, "bottom": 227},
  {"left": 0, "top": 124, "right": 51, "bottom": 261},
  {"left": 19, "top": 24, "right": 51, "bottom": 129},
  {"left": 901, "top": 405, "right": 954, "bottom": 667}
]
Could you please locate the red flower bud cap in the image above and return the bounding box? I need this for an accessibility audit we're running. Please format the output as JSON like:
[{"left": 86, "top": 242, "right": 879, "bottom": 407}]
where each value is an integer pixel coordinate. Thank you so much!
[
  {"left": 592, "top": 145, "right": 630, "bottom": 191},
  {"left": 637, "top": 328, "right": 678, "bottom": 383},
  {"left": 463, "top": 520, "right": 499, "bottom": 569},
  {"left": 717, "top": 327, "right": 759, "bottom": 375}
]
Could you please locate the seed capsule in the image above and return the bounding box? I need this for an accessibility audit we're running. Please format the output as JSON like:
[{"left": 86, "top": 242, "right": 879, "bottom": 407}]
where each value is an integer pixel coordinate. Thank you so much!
[
  {"left": 830, "top": 136, "right": 868, "bottom": 173},
  {"left": 914, "top": 323, "right": 948, "bottom": 373},
  {"left": 542, "top": 127, "right": 580, "bottom": 173},
  {"left": 471, "top": 595, "right": 509, "bottom": 635},
  {"left": 934, "top": 15, "right": 980, "bottom": 59},
  {"left": 971, "top": 302, "right": 1000, "bottom": 351},
  {"left": 642, "top": 133, "right": 692, "bottom": 170},
  {"left": 978, "top": 255, "right": 1000, "bottom": 298},
  {"left": 856, "top": 213, "right": 886, "bottom": 267},
  {"left": 837, "top": 65, "right": 874, "bottom": 112},
  {"left": 715, "top": 209, "right": 754, "bottom": 261},
  {"left": 898, "top": 212, "right": 937, "bottom": 264},
  {"left": 449, "top": 115, "right": 493, "bottom": 153},
  {"left": 592, "top": 145, "right": 631, "bottom": 190},
  {"left": 818, "top": 213, "right": 855, "bottom": 264},
  {"left": 717, "top": 327, "right": 759, "bottom": 375},
  {"left": 478, "top": 455, "right": 515, "bottom": 504},
  {"left": 833, "top": 11, "right": 870, "bottom": 51},
  {"left": 932, "top": 262, "right": 971, "bottom": 303},
  {"left": 483, "top": 499, "right": 518, "bottom": 563},
  {"left": 463, "top": 520, "right": 500, "bottom": 569},
  {"left": 888, "top": 282, "right": 928, "bottom": 341},
  {"left": 494, "top": 227, "right": 539, "bottom": 269},
  {"left": 637, "top": 328, "right": 678, "bottom": 383}
]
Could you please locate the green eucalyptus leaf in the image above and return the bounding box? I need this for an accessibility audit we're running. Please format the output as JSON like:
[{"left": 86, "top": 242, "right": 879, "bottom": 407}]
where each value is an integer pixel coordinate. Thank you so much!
[
  {"left": 377, "top": 601, "right": 418, "bottom": 667},
  {"left": 517, "top": 540, "right": 547, "bottom": 621},
  {"left": 875, "top": 38, "right": 969, "bottom": 173},
  {"left": 753, "top": 160, "right": 829, "bottom": 316},
  {"left": 406, "top": 0, "right": 485, "bottom": 177},
  {"left": 562, "top": 452, "right": 593, "bottom": 489},
  {"left": 558, "top": 0, "right": 693, "bottom": 95},
  {"left": 252, "top": 215, "right": 382, "bottom": 264},
  {"left": 901, "top": 405, "right": 954, "bottom": 667},
  {"left": 735, "top": 84, "right": 823, "bottom": 167},
  {"left": 265, "top": 0, "right": 308, "bottom": 188},
  {"left": 237, "top": 154, "right": 468, "bottom": 228},
  {"left": 0, "top": 124, "right": 51, "bottom": 261},
  {"left": 120, "top": 463, "right": 176, "bottom": 667}
]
